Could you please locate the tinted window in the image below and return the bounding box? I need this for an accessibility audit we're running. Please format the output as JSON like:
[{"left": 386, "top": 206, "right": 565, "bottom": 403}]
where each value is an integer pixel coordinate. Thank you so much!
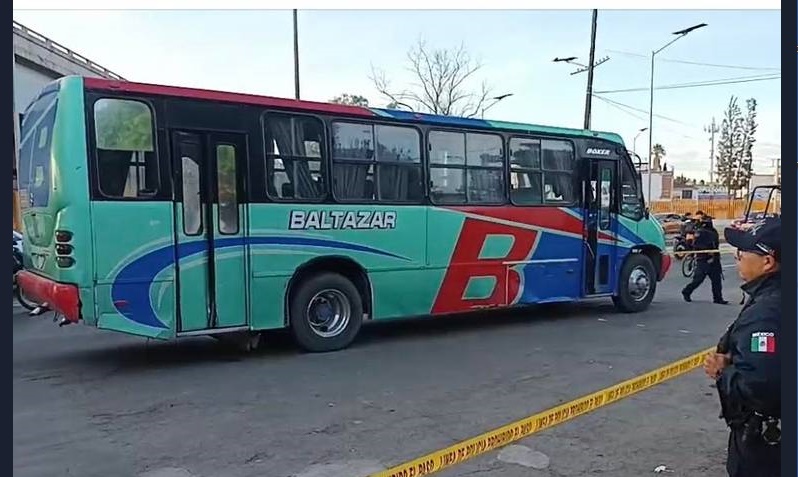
[
  {"left": 429, "top": 130, "right": 465, "bottom": 166},
  {"left": 216, "top": 144, "right": 238, "bottom": 234},
  {"left": 541, "top": 140, "right": 575, "bottom": 203},
  {"left": 180, "top": 147, "right": 202, "bottom": 236},
  {"left": 429, "top": 130, "right": 505, "bottom": 205},
  {"left": 509, "top": 136, "right": 575, "bottom": 205},
  {"left": 19, "top": 91, "right": 58, "bottom": 208},
  {"left": 264, "top": 114, "right": 326, "bottom": 201},
  {"left": 93, "top": 98, "right": 158, "bottom": 199},
  {"left": 509, "top": 137, "right": 542, "bottom": 205},
  {"left": 332, "top": 122, "right": 423, "bottom": 202},
  {"left": 620, "top": 157, "right": 644, "bottom": 220}
]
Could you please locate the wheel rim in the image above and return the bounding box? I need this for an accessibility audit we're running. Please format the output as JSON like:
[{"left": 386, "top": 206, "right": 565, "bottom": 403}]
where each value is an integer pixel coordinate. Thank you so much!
[
  {"left": 683, "top": 258, "right": 694, "bottom": 277},
  {"left": 306, "top": 289, "right": 351, "bottom": 338},
  {"left": 627, "top": 266, "right": 651, "bottom": 302}
]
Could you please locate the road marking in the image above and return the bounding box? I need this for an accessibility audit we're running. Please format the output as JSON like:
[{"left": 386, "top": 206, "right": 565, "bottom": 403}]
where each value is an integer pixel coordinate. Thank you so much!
[{"left": 369, "top": 347, "right": 714, "bottom": 477}]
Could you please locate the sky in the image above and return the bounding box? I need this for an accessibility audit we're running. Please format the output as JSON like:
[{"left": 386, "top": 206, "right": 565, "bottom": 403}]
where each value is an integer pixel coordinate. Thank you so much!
[{"left": 12, "top": 9, "right": 782, "bottom": 180}]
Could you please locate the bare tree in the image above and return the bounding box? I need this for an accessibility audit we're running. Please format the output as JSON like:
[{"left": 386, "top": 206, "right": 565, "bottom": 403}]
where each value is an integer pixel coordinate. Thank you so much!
[{"left": 370, "top": 39, "right": 492, "bottom": 117}]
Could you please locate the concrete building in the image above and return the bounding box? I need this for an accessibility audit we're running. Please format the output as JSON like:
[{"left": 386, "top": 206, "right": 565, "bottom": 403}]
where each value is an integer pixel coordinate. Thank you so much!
[{"left": 13, "top": 20, "right": 125, "bottom": 229}]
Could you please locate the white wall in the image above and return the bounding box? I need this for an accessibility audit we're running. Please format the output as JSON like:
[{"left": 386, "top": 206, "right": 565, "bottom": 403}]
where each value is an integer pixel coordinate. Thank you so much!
[
  {"left": 13, "top": 63, "right": 56, "bottom": 113},
  {"left": 640, "top": 172, "right": 663, "bottom": 204}
]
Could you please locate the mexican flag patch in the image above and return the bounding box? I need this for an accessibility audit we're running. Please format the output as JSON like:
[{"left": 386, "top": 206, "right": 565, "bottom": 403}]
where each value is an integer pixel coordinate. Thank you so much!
[{"left": 751, "top": 332, "right": 776, "bottom": 353}]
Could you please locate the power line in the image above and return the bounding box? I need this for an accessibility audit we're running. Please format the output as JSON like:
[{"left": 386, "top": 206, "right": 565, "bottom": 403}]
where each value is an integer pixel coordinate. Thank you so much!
[
  {"left": 604, "top": 49, "right": 780, "bottom": 72},
  {"left": 593, "top": 94, "right": 648, "bottom": 121},
  {"left": 592, "top": 94, "right": 698, "bottom": 128},
  {"left": 594, "top": 74, "right": 780, "bottom": 95},
  {"left": 592, "top": 95, "right": 698, "bottom": 140}
]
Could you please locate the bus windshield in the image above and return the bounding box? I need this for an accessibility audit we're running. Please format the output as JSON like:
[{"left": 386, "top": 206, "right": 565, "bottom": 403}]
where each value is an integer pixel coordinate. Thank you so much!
[{"left": 18, "top": 88, "right": 59, "bottom": 210}]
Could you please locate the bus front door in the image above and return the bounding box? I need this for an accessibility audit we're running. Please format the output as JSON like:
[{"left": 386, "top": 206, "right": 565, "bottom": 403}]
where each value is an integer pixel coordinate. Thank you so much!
[
  {"left": 172, "top": 130, "right": 248, "bottom": 333},
  {"left": 585, "top": 160, "right": 619, "bottom": 295}
]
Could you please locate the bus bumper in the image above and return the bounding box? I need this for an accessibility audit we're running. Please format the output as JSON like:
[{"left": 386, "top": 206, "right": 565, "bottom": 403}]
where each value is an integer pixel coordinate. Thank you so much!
[
  {"left": 16, "top": 271, "right": 81, "bottom": 324},
  {"left": 659, "top": 253, "right": 672, "bottom": 281}
]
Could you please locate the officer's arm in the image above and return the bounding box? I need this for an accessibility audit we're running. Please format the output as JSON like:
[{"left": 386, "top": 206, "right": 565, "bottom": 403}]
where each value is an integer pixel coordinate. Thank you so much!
[{"left": 717, "top": 317, "right": 780, "bottom": 412}]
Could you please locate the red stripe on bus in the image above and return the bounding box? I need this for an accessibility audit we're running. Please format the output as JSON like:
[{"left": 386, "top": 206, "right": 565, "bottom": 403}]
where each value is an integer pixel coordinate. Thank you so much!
[{"left": 83, "top": 77, "right": 377, "bottom": 117}]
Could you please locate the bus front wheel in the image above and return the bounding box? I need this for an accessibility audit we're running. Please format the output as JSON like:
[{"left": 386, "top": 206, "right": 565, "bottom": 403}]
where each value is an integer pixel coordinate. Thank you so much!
[
  {"left": 289, "top": 272, "right": 363, "bottom": 353},
  {"left": 612, "top": 253, "right": 656, "bottom": 313}
]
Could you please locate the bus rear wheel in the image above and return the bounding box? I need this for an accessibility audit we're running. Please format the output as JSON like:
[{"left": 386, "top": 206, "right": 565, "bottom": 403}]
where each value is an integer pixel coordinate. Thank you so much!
[
  {"left": 612, "top": 253, "right": 656, "bottom": 313},
  {"left": 289, "top": 272, "right": 363, "bottom": 353}
]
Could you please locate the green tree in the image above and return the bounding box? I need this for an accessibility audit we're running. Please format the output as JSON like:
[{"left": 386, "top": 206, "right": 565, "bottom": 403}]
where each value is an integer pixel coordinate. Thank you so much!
[
  {"left": 329, "top": 94, "right": 370, "bottom": 107},
  {"left": 735, "top": 98, "right": 757, "bottom": 196},
  {"left": 715, "top": 96, "right": 757, "bottom": 197},
  {"left": 651, "top": 144, "right": 666, "bottom": 171},
  {"left": 674, "top": 174, "right": 691, "bottom": 187},
  {"left": 94, "top": 99, "right": 153, "bottom": 151}
]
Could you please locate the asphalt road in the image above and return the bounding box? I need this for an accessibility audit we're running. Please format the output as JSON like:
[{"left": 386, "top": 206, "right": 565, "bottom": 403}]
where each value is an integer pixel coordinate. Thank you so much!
[{"left": 14, "top": 249, "right": 743, "bottom": 477}]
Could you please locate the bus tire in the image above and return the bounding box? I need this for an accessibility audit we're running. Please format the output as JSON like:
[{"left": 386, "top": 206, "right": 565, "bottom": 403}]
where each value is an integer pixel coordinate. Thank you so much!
[
  {"left": 612, "top": 253, "right": 656, "bottom": 313},
  {"left": 289, "top": 272, "right": 363, "bottom": 353}
]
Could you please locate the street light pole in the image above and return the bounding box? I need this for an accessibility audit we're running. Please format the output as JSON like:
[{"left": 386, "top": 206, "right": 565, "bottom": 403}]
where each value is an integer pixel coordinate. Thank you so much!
[
  {"left": 646, "top": 23, "right": 707, "bottom": 202},
  {"left": 293, "top": 9, "right": 300, "bottom": 100}
]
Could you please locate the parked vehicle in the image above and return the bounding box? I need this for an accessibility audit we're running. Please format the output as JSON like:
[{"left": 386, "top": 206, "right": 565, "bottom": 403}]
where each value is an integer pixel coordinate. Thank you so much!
[
  {"left": 653, "top": 213, "right": 684, "bottom": 235},
  {"left": 13, "top": 231, "right": 39, "bottom": 311},
  {"left": 16, "top": 76, "right": 671, "bottom": 352}
]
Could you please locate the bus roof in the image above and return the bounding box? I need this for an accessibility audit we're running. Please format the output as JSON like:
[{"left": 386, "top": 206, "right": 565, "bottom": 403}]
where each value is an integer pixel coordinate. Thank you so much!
[{"left": 82, "top": 76, "right": 625, "bottom": 145}]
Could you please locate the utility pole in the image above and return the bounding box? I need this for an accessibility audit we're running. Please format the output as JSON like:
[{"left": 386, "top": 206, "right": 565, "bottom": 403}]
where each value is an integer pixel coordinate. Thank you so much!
[
  {"left": 293, "top": 9, "right": 300, "bottom": 100},
  {"left": 704, "top": 118, "right": 719, "bottom": 200},
  {"left": 771, "top": 157, "right": 781, "bottom": 185},
  {"left": 553, "top": 9, "right": 608, "bottom": 131},
  {"left": 583, "top": 9, "right": 598, "bottom": 130}
]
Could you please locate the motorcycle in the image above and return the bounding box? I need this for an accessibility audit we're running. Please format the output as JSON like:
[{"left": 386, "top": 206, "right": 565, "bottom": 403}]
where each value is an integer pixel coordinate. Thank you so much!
[
  {"left": 672, "top": 234, "right": 689, "bottom": 260},
  {"left": 13, "top": 231, "right": 40, "bottom": 311}
]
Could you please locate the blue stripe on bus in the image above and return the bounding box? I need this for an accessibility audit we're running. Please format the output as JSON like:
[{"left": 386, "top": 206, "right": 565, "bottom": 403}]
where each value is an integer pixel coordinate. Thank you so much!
[{"left": 111, "top": 236, "right": 410, "bottom": 330}]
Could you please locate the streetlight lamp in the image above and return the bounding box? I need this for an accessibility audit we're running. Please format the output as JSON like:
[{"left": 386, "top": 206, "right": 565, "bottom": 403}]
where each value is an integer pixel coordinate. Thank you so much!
[
  {"left": 646, "top": 23, "right": 707, "bottom": 201},
  {"left": 632, "top": 127, "right": 648, "bottom": 155},
  {"left": 481, "top": 93, "right": 514, "bottom": 118}
]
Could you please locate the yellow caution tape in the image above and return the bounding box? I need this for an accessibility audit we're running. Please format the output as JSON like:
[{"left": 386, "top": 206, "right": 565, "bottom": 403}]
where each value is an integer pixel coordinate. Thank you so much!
[{"left": 370, "top": 347, "right": 715, "bottom": 477}]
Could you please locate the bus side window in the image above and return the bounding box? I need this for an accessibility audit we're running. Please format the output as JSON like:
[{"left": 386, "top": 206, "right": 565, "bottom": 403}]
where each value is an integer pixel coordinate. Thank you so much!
[
  {"left": 93, "top": 98, "right": 158, "bottom": 199},
  {"left": 263, "top": 114, "right": 326, "bottom": 201},
  {"left": 620, "top": 158, "right": 644, "bottom": 220},
  {"left": 331, "top": 121, "right": 423, "bottom": 203},
  {"left": 541, "top": 139, "right": 575, "bottom": 204}
]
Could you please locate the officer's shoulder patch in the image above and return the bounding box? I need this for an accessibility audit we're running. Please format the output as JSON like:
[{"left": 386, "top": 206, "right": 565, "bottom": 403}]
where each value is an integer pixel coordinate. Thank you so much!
[{"left": 750, "top": 331, "right": 776, "bottom": 353}]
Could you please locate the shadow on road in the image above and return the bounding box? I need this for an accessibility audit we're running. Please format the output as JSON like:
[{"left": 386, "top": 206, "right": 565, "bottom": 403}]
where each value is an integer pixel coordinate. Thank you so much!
[{"left": 23, "top": 301, "right": 626, "bottom": 374}]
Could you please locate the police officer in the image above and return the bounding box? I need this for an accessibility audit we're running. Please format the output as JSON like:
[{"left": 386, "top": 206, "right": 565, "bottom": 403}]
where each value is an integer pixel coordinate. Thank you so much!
[
  {"left": 682, "top": 214, "right": 728, "bottom": 304},
  {"left": 704, "top": 217, "right": 781, "bottom": 477}
]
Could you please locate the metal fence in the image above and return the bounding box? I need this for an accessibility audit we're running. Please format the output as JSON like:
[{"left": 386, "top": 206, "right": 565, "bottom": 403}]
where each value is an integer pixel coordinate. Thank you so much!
[{"left": 649, "top": 198, "right": 781, "bottom": 219}]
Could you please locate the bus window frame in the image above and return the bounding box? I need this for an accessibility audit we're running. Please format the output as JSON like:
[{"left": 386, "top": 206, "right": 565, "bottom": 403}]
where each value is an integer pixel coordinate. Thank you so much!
[
  {"left": 260, "top": 110, "right": 330, "bottom": 204},
  {"left": 330, "top": 118, "right": 426, "bottom": 205},
  {"left": 426, "top": 127, "right": 508, "bottom": 207},
  {"left": 507, "top": 134, "right": 578, "bottom": 208},
  {"left": 618, "top": 152, "right": 646, "bottom": 221},
  {"left": 85, "top": 93, "right": 169, "bottom": 202},
  {"left": 215, "top": 141, "right": 241, "bottom": 236}
]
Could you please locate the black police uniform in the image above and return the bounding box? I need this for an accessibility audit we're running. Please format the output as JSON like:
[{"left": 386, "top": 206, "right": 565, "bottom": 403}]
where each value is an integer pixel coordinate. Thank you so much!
[
  {"left": 716, "top": 219, "right": 781, "bottom": 477},
  {"left": 682, "top": 219, "right": 726, "bottom": 303},
  {"left": 680, "top": 218, "right": 696, "bottom": 236}
]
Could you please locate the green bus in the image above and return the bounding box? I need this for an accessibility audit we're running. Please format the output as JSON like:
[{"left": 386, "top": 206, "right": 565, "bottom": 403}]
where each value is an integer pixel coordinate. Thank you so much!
[{"left": 16, "top": 76, "right": 670, "bottom": 352}]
